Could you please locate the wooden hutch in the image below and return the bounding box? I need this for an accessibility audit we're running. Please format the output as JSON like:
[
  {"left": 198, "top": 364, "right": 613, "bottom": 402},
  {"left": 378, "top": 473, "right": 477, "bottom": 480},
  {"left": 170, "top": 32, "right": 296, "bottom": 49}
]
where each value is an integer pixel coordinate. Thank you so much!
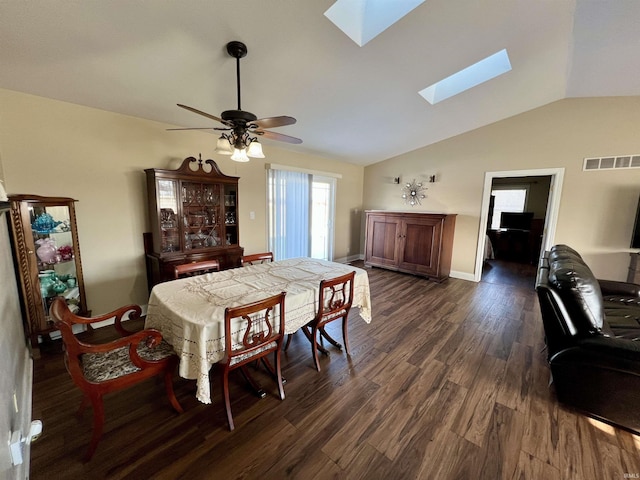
[
  {"left": 364, "top": 211, "right": 456, "bottom": 282},
  {"left": 145, "top": 156, "right": 243, "bottom": 288}
]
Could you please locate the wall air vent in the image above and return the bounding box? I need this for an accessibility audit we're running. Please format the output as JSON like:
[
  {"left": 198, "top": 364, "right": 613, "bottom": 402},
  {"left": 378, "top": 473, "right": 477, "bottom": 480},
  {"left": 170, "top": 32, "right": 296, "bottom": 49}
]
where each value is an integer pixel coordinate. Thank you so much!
[{"left": 583, "top": 155, "right": 640, "bottom": 171}]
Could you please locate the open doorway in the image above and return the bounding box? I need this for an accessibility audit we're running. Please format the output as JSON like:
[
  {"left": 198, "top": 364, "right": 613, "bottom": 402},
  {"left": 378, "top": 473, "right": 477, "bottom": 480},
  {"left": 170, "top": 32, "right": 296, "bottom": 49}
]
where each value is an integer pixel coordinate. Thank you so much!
[{"left": 474, "top": 168, "right": 565, "bottom": 287}]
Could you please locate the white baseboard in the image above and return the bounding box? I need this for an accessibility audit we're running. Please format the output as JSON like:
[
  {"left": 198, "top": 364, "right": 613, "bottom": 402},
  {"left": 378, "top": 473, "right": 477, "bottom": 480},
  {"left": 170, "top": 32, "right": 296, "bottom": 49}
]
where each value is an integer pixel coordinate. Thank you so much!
[
  {"left": 450, "top": 270, "right": 477, "bottom": 282},
  {"left": 333, "top": 254, "right": 365, "bottom": 264}
]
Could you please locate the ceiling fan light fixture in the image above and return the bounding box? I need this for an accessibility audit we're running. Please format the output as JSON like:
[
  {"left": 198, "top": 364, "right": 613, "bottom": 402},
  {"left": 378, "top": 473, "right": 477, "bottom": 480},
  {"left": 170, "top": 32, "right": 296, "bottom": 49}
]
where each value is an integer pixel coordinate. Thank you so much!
[
  {"left": 175, "top": 40, "right": 301, "bottom": 162},
  {"left": 215, "top": 136, "right": 233, "bottom": 155},
  {"left": 230, "top": 148, "right": 250, "bottom": 162},
  {"left": 247, "top": 140, "right": 265, "bottom": 158}
]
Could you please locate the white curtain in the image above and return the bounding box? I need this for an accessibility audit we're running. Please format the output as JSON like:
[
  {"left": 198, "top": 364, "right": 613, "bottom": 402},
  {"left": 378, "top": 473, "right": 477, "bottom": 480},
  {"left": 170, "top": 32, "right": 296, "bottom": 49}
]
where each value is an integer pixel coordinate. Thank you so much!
[{"left": 267, "top": 169, "right": 311, "bottom": 260}]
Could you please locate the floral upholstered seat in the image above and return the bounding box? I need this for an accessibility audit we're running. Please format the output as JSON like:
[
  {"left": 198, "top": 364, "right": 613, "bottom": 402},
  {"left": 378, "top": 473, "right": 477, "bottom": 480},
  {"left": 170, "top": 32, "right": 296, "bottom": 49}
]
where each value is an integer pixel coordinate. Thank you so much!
[{"left": 82, "top": 340, "right": 176, "bottom": 383}]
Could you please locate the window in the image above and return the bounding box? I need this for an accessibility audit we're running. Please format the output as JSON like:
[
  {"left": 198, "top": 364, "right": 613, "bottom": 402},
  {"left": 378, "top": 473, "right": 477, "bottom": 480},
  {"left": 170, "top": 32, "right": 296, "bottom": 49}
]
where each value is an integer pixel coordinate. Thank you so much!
[
  {"left": 490, "top": 187, "right": 528, "bottom": 229},
  {"left": 267, "top": 166, "right": 337, "bottom": 260}
]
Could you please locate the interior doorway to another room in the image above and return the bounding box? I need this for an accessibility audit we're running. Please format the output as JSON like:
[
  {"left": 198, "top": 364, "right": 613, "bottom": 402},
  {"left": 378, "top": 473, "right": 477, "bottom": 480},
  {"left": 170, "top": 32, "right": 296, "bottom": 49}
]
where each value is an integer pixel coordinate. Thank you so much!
[{"left": 474, "top": 168, "right": 564, "bottom": 288}]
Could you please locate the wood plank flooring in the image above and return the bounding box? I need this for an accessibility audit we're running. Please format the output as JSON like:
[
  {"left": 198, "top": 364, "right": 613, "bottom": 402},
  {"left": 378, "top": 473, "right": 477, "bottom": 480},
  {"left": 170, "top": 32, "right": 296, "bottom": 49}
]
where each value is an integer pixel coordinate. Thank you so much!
[{"left": 31, "top": 263, "right": 640, "bottom": 479}]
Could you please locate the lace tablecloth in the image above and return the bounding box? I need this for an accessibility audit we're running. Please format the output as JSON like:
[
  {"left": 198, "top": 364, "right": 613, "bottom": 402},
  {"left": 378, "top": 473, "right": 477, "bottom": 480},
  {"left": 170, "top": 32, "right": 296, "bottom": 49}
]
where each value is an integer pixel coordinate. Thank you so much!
[{"left": 144, "top": 258, "right": 372, "bottom": 403}]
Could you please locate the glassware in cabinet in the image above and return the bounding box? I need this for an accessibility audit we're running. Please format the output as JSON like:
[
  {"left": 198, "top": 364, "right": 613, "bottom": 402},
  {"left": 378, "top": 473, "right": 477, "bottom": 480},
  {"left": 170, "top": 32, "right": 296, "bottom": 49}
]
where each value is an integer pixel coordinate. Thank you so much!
[
  {"left": 144, "top": 156, "right": 244, "bottom": 287},
  {"left": 7, "top": 195, "right": 89, "bottom": 352}
]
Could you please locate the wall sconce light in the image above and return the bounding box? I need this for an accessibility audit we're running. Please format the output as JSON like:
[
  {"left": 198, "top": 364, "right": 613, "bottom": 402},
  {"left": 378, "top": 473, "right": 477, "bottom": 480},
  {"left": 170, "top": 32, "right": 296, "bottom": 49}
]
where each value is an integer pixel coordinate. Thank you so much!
[
  {"left": 429, "top": 175, "right": 436, "bottom": 183},
  {"left": 393, "top": 177, "right": 400, "bottom": 184},
  {"left": 401, "top": 179, "right": 427, "bottom": 206}
]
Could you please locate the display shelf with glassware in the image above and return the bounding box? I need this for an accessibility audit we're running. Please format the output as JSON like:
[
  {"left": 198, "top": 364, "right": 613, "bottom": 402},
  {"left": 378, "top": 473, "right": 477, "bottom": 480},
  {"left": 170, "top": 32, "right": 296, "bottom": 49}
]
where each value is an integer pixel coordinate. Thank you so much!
[
  {"left": 7, "top": 195, "right": 89, "bottom": 352},
  {"left": 145, "top": 155, "right": 244, "bottom": 288}
]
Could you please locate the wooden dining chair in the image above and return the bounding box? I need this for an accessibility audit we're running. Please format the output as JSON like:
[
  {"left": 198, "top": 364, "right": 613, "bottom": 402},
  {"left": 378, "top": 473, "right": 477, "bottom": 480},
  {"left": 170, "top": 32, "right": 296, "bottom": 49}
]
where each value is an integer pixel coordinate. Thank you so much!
[
  {"left": 50, "top": 297, "right": 183, "bottom": 461},
  {"left": 241, "top": 252, "right": 274, "bottom": 266},
  {"left": 221, "top": 291, "right": 286, "bottom": 430},
  {"left": 174, "top": 259, "right": 220, "bottom": 279},
  {"left": 285, "top": 271, "right": 355, "bottom": 372}
]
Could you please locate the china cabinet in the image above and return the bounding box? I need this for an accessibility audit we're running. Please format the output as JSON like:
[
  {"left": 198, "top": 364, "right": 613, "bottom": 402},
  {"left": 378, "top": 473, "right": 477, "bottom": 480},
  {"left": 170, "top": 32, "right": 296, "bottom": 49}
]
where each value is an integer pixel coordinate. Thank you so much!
[
  {"left": 7, "top": 195, "right": 89, "bottom": 350},
  {"left": 364, "top": 211, "right": 456, "bottom": 282},
  {"left": 145, "top": 155, "right": 243, "bottom": 287}
]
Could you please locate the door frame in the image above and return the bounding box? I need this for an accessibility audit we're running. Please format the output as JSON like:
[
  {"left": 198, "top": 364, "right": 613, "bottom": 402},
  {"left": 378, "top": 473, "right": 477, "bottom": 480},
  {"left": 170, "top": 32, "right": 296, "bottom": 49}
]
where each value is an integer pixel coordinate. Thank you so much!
[{"left": 473, "top": 167, "right": 565, "bottom": 282}]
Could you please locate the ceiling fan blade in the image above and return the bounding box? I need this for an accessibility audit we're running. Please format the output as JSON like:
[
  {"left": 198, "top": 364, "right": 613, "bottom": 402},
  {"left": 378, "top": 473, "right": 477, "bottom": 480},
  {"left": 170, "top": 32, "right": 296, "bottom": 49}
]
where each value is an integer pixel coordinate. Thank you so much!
[
  {"left": 256, "top": 129, "right": 303, "bottom": 144},
  {"left": 166, "top": 127, "right": 216, "bottom": 131},
  {"left": 252, "top": 116, "right": 297, "bottom": 129},
  {"left": 177, "top": 104, "right": 225, "bottom": 124},
  {"left": 167, "top": 127, "right": 231, "bottom": 131}
]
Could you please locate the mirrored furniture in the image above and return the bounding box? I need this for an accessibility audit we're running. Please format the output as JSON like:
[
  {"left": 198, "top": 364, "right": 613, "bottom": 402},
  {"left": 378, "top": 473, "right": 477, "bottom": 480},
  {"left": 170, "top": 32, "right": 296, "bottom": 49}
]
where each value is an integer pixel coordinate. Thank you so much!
[
  {"left": 145, "top": 156, "right": 244, "bottom": 287},
  {"left": 7, "top": 194, "right": 89, "bottom": 351}
]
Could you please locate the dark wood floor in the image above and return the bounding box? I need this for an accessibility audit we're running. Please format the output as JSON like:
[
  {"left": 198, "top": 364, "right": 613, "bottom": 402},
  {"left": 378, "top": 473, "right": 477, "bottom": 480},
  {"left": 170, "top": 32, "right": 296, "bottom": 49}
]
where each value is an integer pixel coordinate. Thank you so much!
[
  {"left": 481, "top": 259, "right": 537, "bottom": 290},
  {"left": 31, "top": 263, "right": 640, "bottom": 479}
]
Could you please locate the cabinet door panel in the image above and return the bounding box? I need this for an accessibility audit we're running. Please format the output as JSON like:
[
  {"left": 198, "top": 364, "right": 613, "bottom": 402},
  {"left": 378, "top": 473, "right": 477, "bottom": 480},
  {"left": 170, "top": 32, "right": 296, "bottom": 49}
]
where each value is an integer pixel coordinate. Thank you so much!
[
  {"left": 366, "top": 216, "right": 401, "bottom": 266},
  {"left": 157, "top": 179, "right": 180, "bottom": 253},
  {"left": 399, "top": 218, "right": 442, "bottom": 275}
]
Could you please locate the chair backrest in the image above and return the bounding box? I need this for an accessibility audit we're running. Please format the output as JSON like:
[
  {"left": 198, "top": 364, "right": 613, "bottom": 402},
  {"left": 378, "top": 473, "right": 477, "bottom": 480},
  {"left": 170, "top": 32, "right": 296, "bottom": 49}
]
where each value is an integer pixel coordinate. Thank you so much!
[
  {"left": 174, "top": 259, "right": 220, "bottom": 279},
  {"left": 223, "top": 292, "right": 286, "bottom": 365},
  {"left": 316, "top": 271, "right": 355, "bottom": 326},
  {"left": 241, "top": 252, "right": 274, "bottom": 266},
  {"left": 50, "top": 297, "right": 147, "bottom": 386}
]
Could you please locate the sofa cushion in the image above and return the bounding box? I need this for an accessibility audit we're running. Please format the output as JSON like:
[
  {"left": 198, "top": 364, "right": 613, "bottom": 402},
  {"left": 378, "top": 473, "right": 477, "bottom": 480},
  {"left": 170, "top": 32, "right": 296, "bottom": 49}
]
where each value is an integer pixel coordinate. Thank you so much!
[{"left": 548, "top": 257, "right": 604, "bottom": 334}]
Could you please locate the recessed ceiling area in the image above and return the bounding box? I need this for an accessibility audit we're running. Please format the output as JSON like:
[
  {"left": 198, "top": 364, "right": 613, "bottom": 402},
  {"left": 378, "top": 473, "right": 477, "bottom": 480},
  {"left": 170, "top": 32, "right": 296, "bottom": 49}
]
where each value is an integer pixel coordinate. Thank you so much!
[{"left": 1, "top": 0, "right": 639, "bottom": 166}]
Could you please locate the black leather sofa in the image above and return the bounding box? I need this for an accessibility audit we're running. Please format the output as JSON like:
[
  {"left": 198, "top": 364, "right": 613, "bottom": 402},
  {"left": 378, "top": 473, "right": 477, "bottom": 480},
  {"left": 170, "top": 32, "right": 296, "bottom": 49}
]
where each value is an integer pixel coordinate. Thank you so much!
[{"left": 536, "top": 244, "right": 640, "bottom": 433}]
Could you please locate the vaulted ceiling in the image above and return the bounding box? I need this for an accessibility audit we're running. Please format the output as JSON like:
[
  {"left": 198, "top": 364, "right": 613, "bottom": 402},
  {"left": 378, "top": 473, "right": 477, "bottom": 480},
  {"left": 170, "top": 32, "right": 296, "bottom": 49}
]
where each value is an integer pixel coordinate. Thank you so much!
[{"left": 1, "top": 1, "right": 639, "bottom": 166}]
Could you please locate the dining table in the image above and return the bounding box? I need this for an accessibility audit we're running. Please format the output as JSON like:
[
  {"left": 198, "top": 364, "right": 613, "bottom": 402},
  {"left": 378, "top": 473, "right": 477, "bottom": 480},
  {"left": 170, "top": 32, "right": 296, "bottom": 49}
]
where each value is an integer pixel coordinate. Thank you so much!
[{"left": 144, "top": 257, "right": 372, "bottom": 404}]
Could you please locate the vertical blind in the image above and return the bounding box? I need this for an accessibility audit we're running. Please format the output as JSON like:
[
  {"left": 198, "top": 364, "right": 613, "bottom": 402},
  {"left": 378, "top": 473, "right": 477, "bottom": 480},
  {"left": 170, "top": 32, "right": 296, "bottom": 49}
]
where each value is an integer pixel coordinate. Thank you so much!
[{"left": 267, "top": 169, "right": 311, "bottom": 260}]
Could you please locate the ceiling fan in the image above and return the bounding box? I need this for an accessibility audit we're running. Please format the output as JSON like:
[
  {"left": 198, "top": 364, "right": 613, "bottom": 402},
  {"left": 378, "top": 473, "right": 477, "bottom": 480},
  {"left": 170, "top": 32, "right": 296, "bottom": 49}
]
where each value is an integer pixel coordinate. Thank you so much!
[{"left": 170, "top": 41, "right": 302, "bottom": 162}]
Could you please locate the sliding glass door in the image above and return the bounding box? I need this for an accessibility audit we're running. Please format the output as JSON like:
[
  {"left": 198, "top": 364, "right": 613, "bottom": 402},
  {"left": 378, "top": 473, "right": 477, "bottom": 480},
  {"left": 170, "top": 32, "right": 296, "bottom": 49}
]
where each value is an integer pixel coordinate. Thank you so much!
[{"left": 267, "top": 168, "right": 335, "bottom": 260}]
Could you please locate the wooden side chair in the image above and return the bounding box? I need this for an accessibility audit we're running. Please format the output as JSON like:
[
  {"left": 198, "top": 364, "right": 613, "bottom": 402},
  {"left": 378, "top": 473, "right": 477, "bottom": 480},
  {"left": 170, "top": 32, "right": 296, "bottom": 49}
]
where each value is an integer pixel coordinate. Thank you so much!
[
  {"left": 241, "top": 252, "right": 274, "bottom": 266},
  {"left": 285, "top": 271, "right": 355, "bottom": 372},
  {"left": 174, "top": 259, "right": 220, "bottom": 279},
  {"left": 221, "top": 292, "right": 286, "bottom": 430},
  {"left": 50, "top": 297, "right": 183, "bottom": 461}
]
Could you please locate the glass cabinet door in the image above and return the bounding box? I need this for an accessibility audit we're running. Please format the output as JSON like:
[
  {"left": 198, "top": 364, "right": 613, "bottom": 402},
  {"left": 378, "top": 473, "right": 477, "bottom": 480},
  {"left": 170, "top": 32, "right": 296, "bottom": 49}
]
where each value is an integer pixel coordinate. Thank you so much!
[
  {"left": 30, "top": 205, "right": 83, "bottom": 320},
  {"left": 157, "top": 179, "right": 180, "bottom": 253},
  {"left": 224, "top": 186, "right": 238, "bottom": 246},
  {"left": 8, "top": 195, "right": 88, "bottom": 350},
  {"left": 182, "top": 181, "right": 222, "bottom": 250}
]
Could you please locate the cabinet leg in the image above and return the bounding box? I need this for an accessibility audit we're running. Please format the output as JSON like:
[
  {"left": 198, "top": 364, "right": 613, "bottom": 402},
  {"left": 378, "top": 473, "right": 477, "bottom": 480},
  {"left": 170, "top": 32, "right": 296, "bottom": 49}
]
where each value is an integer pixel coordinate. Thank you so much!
[{"left": 30, "top": 334, "right": 41, "bottom": 359}]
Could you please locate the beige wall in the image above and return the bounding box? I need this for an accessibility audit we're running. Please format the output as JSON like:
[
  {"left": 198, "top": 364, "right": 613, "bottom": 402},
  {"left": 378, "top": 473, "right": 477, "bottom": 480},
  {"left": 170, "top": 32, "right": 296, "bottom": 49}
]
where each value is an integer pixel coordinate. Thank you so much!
[
  {"left": 363, "top": 97, "right": 640, "bottom": 281},
  {"left": 3, "top": 89, "right": 640, "bottom": 313},
  {"left": 0, "top": 88, "right": 364, "bottom": 314}
]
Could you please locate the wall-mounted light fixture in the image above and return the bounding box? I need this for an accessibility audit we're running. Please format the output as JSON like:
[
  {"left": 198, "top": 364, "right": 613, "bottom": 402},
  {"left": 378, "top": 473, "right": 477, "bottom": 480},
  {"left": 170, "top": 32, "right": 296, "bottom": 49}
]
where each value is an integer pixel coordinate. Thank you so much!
[
  {"left": 401, "top": 179, "right": 427, "bottom": 206},
  {"left": 393, "top": 177, "right": 400, "bottom": 184}
]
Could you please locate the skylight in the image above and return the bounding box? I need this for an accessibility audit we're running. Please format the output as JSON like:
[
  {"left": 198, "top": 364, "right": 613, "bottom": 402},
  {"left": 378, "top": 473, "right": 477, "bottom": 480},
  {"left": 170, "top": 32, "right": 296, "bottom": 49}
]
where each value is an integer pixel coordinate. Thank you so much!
[
  {"left": 324, "top": 0, "right": 426, "bottom": 47},
  {"left": 419, "top": 49, "right": 512, "bottom": 104}
]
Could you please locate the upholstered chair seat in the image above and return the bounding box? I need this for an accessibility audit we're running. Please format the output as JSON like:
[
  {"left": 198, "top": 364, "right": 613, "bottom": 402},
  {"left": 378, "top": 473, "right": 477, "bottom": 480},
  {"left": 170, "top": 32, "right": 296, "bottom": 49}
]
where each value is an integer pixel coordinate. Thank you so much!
[{"left": 81, "top": 340, "right": 176, "bottom": 383}]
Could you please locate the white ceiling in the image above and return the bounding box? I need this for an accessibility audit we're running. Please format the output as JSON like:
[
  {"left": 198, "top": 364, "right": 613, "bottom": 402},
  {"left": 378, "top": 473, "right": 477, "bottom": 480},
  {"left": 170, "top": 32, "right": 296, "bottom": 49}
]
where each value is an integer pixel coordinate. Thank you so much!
[{"left": 1, "top": 0, "right": 639, "bottom": 166}]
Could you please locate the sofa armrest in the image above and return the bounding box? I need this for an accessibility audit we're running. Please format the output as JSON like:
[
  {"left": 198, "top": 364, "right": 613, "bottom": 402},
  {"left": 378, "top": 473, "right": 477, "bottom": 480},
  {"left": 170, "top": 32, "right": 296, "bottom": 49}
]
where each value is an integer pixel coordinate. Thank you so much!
[
  {"left": 551, "top": 335, "right": 640, "bottom": 368},
  {"left": 598, "top": 279, "right": 640, "bottom": 298}
]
